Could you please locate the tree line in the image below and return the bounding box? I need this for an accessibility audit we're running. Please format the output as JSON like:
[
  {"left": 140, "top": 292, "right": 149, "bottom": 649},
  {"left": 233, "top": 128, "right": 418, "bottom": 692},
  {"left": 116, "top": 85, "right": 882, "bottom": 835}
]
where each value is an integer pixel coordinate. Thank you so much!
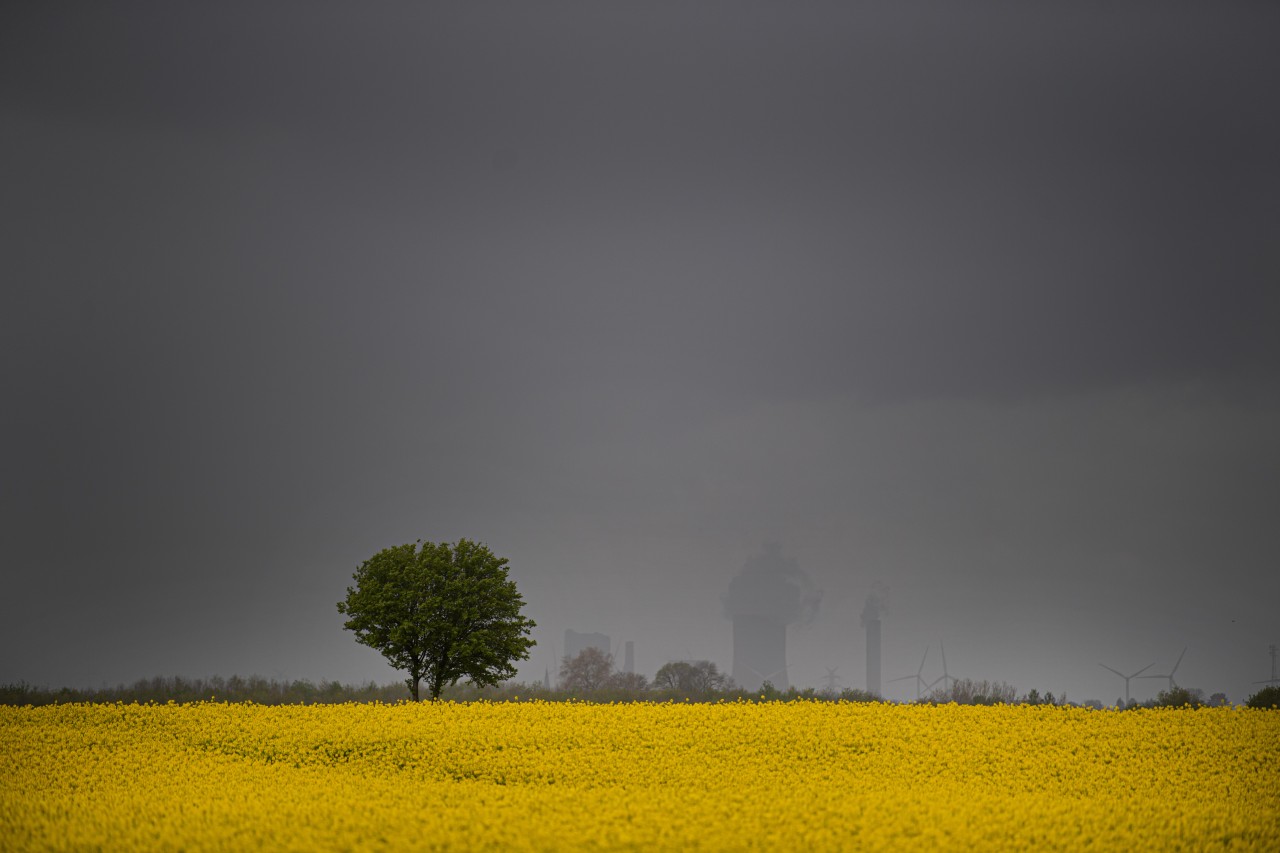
[
  {"left": 7, "top": 667, "right": 1272, "bottom": 707},
  {"left": 0, "top": 675, "right": 406, "bottom": 707}
]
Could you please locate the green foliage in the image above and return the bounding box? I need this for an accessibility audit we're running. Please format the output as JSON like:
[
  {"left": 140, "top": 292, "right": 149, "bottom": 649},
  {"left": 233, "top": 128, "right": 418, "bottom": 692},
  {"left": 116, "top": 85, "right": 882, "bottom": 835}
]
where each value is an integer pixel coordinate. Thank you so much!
[
  {"left": 556, "top": 649, "right": 650, "bottom": 697},
  {"left": 1020, "top": 689, "right": 1060, "bottom": 706},
  {"left": 651, "top": 660, "right": 730, "bottom": 699},
  {"left": 1246, "top": 685, "right": 1280, "bottom": 709},
  {"left": 337, "top": 539, "right": 536, "bottom": 700},
  {"left": 756, "top": 680, "right": 784, "bottom": 701},
  {"left": 1153, "top": 686, "right": 1206, "bottom": 708},
  {"left": 0, "top": 675, "right": 407, "bottom": 706}
]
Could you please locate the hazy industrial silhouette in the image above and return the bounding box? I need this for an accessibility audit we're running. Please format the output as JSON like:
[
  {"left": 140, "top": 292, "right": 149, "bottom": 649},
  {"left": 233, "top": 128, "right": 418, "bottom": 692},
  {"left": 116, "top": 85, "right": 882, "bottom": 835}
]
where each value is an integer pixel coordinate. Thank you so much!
[
  {"left": 861, "top": 595, "right": 882, "bottom": 697},
  {"left": 564, "top": 629, "right": 610, "bottom": 662},
  {"left": 724, "top": 544, "right": 820, "bottom": 692}
]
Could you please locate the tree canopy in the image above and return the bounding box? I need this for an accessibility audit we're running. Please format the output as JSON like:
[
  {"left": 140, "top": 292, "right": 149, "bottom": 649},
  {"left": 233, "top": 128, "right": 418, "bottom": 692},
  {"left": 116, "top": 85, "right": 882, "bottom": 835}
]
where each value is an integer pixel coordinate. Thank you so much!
[
  {"left": 337, "top": 539, "right": 536, "bottom": 700},
  {"left": 558, "top": 647, "right": 615, "bottom": 693},
  {"left": 652, "top": 660, "right": 731, "bottom": 698}
]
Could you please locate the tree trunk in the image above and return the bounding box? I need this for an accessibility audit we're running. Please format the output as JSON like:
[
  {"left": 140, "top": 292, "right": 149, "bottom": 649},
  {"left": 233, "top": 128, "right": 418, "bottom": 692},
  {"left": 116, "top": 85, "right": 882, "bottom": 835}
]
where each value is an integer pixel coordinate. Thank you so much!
[
  {"left": 429, "top": 656, "right": 447, "bottom": 700},
  {"left": 407, "top": 674, "right": 420, "bottom": 702}
]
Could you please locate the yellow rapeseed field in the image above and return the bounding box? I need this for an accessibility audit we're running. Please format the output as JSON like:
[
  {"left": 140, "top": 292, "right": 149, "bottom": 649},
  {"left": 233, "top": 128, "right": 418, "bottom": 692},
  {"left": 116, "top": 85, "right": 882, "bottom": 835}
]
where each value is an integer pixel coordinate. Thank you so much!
[{"left": 2, "top": 700, "right": 1277, "bottom": 851}]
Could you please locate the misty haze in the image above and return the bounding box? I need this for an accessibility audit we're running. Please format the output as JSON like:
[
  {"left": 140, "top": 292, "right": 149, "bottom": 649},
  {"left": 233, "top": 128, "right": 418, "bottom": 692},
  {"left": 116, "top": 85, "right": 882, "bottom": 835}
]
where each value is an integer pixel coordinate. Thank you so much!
[{"left": 3, "top": 1, "right": 1279, "bottom": 712}]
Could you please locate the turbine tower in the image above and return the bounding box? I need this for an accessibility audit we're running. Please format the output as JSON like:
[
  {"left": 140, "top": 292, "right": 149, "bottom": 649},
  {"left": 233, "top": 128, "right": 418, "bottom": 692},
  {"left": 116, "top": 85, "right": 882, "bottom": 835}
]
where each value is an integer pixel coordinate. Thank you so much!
[
  {"left": 927, "top": 640, "right": 956, "bottom": 695},
  {"left": 821, "top": 666, "right": 843, "bottom": 696},
  {"left": 1138, "top": 647, "right": 1187, "bottom": 693},
  {"left": 889, "top": 645, "right": 931, "bottom": 701},
  {"left": 747, "top": 666, "right": 789, "bottom": 690},
  {"left": 1100, "top": 661, "right": 1154, "bottom": 705}
]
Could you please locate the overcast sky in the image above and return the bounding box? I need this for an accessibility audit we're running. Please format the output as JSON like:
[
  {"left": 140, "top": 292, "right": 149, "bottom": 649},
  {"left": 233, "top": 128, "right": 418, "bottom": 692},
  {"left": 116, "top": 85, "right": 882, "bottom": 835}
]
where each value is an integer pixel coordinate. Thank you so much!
[{"left": 2, "top": 1, "right": 1277, "bottom": 704}]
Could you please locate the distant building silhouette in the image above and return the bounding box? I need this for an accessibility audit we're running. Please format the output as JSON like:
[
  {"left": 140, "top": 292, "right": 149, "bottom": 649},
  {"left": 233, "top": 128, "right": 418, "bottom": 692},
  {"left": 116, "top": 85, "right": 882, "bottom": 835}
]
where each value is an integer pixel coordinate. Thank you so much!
[
  {"left": 724, "top": 544, "right": 819, "bottom": 692},
  {"left": 862, "top": 596, "right": 882, "bottom": 697},
  {"left": 623, "top": 640, "right": 635, "bottom": 674},
  {"left": 732, "top": 613, "right": 789, "bottom": 692},
  {"left": 564, "top": 629, "right": 610, "bottom": 662}
]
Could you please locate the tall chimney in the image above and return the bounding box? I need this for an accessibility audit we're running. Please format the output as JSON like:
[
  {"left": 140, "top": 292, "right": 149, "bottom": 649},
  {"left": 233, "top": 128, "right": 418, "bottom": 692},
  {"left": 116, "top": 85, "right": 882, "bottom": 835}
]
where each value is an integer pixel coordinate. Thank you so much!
[
  {"left": 862, "top": 595, "right": 882, "bottom": 697},
  {"left": 865, "top": 618, "right": 881, "bottom": 696}
]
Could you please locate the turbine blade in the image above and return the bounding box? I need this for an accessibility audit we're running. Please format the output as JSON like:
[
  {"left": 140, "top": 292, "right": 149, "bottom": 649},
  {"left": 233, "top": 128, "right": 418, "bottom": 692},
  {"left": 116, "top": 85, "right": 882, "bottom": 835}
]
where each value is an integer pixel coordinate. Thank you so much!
[
  {"left": 1172, "top": 647, "right": 1186, "bottom": 674},
  {"left": 917, "top": 645, "right": 930, "bottom": 675},
  {"left": 1131, "top": 663, "right": 1155, "bottom": 677},
  {"left": 1099, "top": 664, "right": 1125, "bottom": 677}
]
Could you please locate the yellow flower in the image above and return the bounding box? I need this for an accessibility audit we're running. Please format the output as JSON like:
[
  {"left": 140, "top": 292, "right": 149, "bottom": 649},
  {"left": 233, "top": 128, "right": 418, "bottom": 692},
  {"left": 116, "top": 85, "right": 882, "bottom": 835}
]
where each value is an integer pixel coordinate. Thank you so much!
[{"left": 2, "top": 701, "right": 1277, "bottom": 850}]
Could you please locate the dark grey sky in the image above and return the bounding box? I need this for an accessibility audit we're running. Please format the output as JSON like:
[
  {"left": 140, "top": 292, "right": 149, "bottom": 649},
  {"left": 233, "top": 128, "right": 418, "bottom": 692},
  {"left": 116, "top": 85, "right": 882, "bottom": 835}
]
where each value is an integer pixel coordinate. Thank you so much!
[{"left": 3, "top": 1, "right": 1277, "bottom": 704}]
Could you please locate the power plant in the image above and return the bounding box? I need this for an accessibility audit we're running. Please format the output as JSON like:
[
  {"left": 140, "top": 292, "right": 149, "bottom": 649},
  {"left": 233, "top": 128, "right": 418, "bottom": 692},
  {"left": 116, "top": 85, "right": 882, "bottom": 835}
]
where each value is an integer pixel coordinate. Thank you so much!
[
  {"left": 564, "top": 629, "right": 610, "bottom": 662},
  {"left": 723, "top": 543, "right": 821, "bottom": 692}
]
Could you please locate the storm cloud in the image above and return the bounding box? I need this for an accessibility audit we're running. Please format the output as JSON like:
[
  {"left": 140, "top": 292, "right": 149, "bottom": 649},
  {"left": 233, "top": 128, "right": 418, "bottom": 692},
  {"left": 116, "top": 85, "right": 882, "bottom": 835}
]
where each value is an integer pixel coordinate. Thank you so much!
[{"left": 2, "top": 1, "right": 1277, "bottom": 704}]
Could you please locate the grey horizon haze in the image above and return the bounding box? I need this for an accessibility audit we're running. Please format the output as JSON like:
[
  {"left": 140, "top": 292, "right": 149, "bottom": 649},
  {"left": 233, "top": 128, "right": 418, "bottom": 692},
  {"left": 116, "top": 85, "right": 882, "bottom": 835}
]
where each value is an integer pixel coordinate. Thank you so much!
[{"left": 2, "top": 1, "right": 1278, "bottom": 705}]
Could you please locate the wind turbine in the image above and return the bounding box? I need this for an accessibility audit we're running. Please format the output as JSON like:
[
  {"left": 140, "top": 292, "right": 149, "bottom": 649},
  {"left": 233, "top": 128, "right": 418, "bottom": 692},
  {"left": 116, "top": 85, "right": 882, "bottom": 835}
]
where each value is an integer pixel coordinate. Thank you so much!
[
  {"left": 1099, "top": 661, "right": 1154, "bottom": 705},
  {"left": 889, "top": 644, "right": 931, "bottom": 701},
  {"left": 1254, "top": 644, "right": 1280, "bottom": 687},
  {"left": 747, "top": 666, "right": 788, "bottom": 690},
  {"left": 926, "top": 641, "right": 956, "bottom": 695},
  {"left": 1138, "top": 647, "right": 1187, "bottom": 693}
]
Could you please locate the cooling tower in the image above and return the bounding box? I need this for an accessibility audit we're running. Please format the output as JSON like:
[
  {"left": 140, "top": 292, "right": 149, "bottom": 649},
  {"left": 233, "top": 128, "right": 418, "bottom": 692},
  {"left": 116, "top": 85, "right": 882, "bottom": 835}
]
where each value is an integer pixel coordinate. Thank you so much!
[{"left": 732, "top": 613, "right": 789, "bottom": 692}]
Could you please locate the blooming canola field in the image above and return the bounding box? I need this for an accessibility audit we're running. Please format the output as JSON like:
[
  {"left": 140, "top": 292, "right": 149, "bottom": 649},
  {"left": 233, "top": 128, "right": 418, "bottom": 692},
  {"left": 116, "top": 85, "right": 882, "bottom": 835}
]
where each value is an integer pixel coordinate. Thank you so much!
[{"left": 2, "top": 700, "right": 1278, "bottom": 850}]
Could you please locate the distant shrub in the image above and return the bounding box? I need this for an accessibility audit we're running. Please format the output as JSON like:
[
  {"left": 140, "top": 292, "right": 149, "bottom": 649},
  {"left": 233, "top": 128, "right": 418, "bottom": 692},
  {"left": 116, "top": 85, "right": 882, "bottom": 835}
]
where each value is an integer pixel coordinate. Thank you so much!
[
  {"left": 1245, "top": 685, "right": 1280, "bottom": 709},
  {"left": 1019, "top": 689, "right": 1064, "bottom": 706},
  {"left": 927, "top": 678, "right": 1017, "bottom": 705},
  {"left": 837, "top": 688, "right": 882, "bottom": 703},
  {"left": 1152, "top": 686, "right": 1206, "bottom": 708},
  {"left": 0, "top": 676, "right": 407, "bottom": 706}
]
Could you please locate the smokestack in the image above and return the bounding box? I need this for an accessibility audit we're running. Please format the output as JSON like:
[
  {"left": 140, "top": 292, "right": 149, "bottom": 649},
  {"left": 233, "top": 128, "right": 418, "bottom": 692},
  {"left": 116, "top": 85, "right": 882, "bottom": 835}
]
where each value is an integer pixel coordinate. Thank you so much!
[
  {"left": 861, "top": 595, "right": 882, "bottom": 696},
  {"left": 723, "top": 543, "right": 822, "bottom": 692},
  {"left": 624, "top": 641, "right": 635, "bottom": 674}
]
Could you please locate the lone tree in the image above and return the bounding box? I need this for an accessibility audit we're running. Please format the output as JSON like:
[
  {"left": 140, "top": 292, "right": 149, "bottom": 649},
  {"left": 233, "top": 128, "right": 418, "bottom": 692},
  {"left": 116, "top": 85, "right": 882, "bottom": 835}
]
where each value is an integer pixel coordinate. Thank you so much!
[{"left": 337, "top": 539, "right": 536, "bottom": 701}]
